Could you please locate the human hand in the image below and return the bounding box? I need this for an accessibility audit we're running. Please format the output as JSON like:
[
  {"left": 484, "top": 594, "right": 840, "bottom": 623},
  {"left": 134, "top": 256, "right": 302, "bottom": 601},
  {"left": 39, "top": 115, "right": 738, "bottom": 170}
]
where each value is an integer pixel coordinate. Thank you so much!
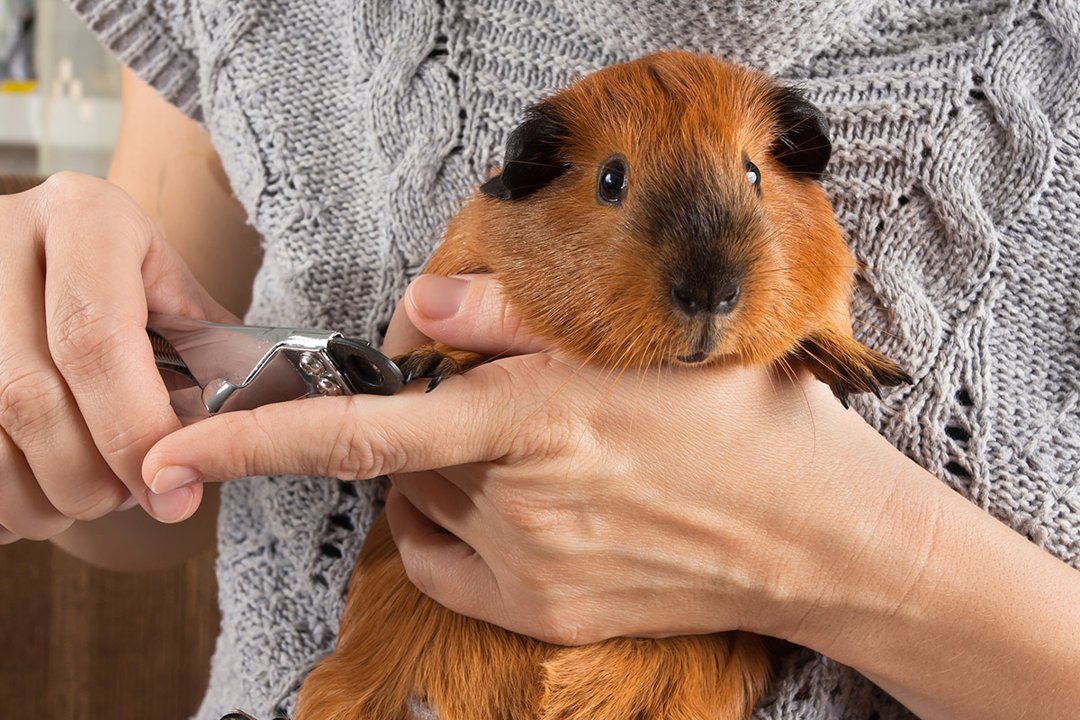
[
  {"left": 0, "top": 173, "right": 237, "bottom": 543},
  {"left": 141, "top": 273, "right": 913, "bottom": 645}
]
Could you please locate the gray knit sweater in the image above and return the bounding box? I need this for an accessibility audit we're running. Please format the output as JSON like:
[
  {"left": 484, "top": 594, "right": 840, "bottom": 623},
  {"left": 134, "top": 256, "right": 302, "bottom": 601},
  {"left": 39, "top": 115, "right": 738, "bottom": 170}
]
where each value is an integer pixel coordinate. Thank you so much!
[{"left": 71, "top": 1, "right": 1079, "bottom": 718}]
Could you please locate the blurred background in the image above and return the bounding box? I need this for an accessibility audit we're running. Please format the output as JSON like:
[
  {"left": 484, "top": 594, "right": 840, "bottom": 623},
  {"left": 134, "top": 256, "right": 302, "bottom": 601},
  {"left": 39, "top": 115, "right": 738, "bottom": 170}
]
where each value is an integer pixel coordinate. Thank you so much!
[
  {"left": 0, "top": 0, "right": 118, "bottom": 180},
  {"left": 0, "top": 2, "right": 219, "bottom": 717}
]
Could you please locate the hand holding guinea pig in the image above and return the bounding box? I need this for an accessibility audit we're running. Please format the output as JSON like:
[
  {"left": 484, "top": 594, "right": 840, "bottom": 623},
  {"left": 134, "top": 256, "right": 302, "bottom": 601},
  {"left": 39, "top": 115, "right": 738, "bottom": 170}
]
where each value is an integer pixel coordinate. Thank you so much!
[
  {"left": 381, "top": 273, "right": 912, "bottom": 647},
  {"left": 144, "top": 52, "right": 1080, "bottom": 720},
  {"left": 143, "top": 272, "right": 1080, "bottom": 720}
]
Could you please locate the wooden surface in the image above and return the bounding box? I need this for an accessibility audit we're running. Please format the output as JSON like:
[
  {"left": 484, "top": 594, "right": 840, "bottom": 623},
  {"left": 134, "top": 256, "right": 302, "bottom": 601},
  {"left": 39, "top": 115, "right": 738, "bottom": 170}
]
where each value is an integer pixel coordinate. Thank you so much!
[{"left": 0, "top": 539, "right": 219, "bottom": 720}]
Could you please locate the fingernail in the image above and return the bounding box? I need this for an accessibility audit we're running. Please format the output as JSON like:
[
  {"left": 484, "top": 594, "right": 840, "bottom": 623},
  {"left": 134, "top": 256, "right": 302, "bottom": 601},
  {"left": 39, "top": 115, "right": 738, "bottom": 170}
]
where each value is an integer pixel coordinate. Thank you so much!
[
  {"left": 150, "top": 466, "right": 202, "bottom": 494},
  {"left": 146, "top": 486, "right": 196, "bottom": 523},
  {"left": 409, "top": 275, "right": 470, "bottom": 320},
  {"left": 115, "top": 494, "right": 140, "bottom": 512}
]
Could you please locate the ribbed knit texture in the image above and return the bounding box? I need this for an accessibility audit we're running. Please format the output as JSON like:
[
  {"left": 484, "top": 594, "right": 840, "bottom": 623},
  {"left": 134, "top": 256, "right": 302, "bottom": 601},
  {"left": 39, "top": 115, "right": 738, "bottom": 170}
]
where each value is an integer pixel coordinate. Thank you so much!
[{"left": 70, "top": 1, "right": 1080, "bottom": 718}]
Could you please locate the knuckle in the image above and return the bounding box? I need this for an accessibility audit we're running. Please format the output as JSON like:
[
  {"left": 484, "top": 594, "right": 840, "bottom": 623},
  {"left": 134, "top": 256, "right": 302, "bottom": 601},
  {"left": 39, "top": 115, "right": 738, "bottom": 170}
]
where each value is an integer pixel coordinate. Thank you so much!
[
  {"left": 114, "top": 401, "right": 176, "bottom": 465},
  {"left": 530, "top": 607, "right": 585, "bottom": 646},
  {"left": 506, "top": 399, "right": 588, "bottom": 463},
  {"left": 39, "top": 171, "right": 92, "bottom": 202},
  {"left": 0, "top": 364, "right": 67, "bottom": 438},
  {"left": 494, "top": 293, "right": 527, "bottom": 344},
  {"left": 493, "top": 492, "right": 567, "bottom": 541},
  {"left": 38, "top": 172, "right": 156, "bottom": 249},
  {"left": 220, "top": 411, "right": 273, "bottom": 478},
  {"left": 52, "top": 483, "right": 123, "bottom": 522},
  {"left": 48, "top": 300, "right": 127, "bottom": 375},
  {"left": 399, "top": 546, "right": 436, "bottom": 598},
  {"left": 96, "top": 415, "right": 162, "bottom": 464},
  {"left": 474, "top": 360, "right": 582, "bottom": 460},
  {"left": 325, "top": 408, "right": 405, "bottom": 480},
  {"left": 326, "top": 423, "right": 377, "bottom": 480},
  {"left": 474, "top": 279, "right": 530, "bottom": 348},
  {"left": 3, "top": 510, "right": 74, "bottom": 541}
]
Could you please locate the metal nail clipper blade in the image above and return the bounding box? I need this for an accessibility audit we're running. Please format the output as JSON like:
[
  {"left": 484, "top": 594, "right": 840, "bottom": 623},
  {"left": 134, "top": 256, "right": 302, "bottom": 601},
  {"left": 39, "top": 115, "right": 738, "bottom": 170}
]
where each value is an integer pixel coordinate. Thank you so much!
[{"left": 146, "top": 313, "right": 403, "bottom": 426}]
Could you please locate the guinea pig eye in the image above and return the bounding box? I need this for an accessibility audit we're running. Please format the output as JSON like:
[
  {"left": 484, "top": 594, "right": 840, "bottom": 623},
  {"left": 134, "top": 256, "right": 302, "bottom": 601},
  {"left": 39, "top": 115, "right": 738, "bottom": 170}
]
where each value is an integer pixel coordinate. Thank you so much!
[
  {"left": 596, "top": 156, "right": 629, "bottom": 205},
  {"left": 745, "top": 160, "right": 761, "bottom": 189}
]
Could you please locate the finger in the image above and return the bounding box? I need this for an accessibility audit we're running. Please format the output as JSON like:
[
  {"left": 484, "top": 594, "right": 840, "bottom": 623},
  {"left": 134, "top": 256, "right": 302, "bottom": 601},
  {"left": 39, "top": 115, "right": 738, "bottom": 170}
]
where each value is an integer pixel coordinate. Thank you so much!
[
  {"left": 403, "top": 274, "right": 550, "bottom": 356},
  {"left": 35, "top": 175, "right": 228, "bottom": 518},
  {"left": 381, "top": 294, "right": 431, "bottom": 357},
  {"left": 0, "top": 431, "right": 73, "bottom": 540},
  {"left": 384, "top": 486, "right": 502, "bottom": 621},
  {"left": 390, "top": 470, "right": 479, "bottom": 536},
  {"left": 0, "top": 197, "right": 130, "bottom": 520},
  {"left": 142, "top": 362, "right": 530, "bottom": 490}
]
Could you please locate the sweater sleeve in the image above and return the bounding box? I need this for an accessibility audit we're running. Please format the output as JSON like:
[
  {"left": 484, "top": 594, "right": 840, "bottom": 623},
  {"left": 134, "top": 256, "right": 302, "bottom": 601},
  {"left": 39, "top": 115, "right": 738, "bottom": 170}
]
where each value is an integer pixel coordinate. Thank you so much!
[{"left": 68, "top": 0, "right": 202, "bottom": 121}]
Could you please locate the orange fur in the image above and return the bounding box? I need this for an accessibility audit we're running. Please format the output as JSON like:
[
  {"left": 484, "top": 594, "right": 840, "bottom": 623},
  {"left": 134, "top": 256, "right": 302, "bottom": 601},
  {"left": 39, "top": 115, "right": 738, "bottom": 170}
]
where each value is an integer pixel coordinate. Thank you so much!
[{"left": 294, "top": 51, "right": 909, "bottom": 720}]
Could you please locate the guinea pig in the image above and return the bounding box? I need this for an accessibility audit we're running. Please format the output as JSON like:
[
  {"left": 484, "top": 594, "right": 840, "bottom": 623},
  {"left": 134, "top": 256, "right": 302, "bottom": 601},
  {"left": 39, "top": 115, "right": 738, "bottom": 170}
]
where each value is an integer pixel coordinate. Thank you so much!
[{"left": 290, "top": 50, "right": 911, "bottom": 720}]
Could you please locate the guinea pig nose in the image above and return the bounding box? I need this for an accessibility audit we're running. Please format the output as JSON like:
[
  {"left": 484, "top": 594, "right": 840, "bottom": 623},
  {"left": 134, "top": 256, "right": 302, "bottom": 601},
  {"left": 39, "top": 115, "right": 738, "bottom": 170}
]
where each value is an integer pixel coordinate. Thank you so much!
[
  {"left": 714, "top": 281, "right": 741, "bottom": 315},
  {"left": 671, "top": 285, "right": 705, "bottom": 316},
  {"left": 670, "top": 281, "right": 741, "bottom": 316}
]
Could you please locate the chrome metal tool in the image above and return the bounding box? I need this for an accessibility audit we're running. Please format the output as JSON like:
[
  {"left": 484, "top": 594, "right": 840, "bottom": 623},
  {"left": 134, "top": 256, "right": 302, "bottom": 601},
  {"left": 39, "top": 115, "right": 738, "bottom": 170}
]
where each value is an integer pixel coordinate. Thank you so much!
[{"left": 147, "top": 313, "right": 402, "bottom": 425}]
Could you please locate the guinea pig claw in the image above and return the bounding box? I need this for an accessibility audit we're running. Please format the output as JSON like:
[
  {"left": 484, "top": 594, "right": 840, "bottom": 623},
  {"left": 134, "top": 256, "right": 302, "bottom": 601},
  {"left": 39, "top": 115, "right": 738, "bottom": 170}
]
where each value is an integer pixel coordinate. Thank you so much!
[
  {"left": 424, "top": 356, "right": 461, "bottom": 392},
  {"left": 394, "top": 345, "right": 464, "bottom": 392}
]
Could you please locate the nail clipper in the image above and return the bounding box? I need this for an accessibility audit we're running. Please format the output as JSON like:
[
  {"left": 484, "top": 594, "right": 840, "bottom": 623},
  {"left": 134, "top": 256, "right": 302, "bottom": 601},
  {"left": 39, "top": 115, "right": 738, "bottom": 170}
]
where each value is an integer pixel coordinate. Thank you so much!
[{"left": 146, "top": 313, "right": 403, "bottom": 425}]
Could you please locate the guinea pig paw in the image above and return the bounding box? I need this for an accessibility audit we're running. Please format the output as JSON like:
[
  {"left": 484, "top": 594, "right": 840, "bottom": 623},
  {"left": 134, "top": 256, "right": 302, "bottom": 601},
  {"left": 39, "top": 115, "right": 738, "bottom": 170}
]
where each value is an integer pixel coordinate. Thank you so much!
[
  {"left": 394, "top": 344, "right": 486, "bottom": 392},
  {"left": 796, "top": 331, "right": 913, "bottom": 408}
]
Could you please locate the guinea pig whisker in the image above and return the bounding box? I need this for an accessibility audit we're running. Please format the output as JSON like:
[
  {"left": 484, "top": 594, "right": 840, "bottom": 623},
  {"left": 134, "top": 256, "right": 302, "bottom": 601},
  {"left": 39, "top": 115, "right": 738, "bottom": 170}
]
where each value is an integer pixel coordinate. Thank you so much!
[
  {"left": 601, "top": 329, "right": 649, "bottom": 399},
  {"left": 498, "top": 159, "right": 592, "bottom": 170},
  {"left": 776, "top": 355, "right": 818, "bottom": 456},
  {"left": 816, "top": 308, "right": 905, "bottom": 342},
  {"left": 753, "top": 264, "right": 860, "bottom": 274},
  {"left": 771, "top": 139, "right": 833, "bottom": 160}
]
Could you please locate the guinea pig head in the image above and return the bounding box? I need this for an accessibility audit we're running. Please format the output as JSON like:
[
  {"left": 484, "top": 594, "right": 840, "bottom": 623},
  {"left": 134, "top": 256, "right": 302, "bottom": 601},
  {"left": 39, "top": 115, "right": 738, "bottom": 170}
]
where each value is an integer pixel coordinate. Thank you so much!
[{"left": 477, "top": 51, "right": 855, "bottom": 369}]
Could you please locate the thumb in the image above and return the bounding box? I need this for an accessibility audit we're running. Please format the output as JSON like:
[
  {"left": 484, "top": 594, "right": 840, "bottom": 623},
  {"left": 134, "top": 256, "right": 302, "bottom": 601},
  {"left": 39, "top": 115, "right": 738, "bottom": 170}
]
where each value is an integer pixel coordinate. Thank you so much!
[
  {"left": 141, "top": 367, "right": 524, "bottom": 491},
  {"left": 404, "top": 274, "right": 549, "bottom": 356}
]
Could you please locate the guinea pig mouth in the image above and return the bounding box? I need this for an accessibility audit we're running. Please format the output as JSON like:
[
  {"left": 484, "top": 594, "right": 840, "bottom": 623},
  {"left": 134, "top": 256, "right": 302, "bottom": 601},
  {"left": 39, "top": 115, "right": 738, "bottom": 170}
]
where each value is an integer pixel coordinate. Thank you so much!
[
  {"left": 676, "top": 349, "right": 710, "bottom": 363},
  {"left": 675, "top": 326, "right": 718, "bottom": 364}
]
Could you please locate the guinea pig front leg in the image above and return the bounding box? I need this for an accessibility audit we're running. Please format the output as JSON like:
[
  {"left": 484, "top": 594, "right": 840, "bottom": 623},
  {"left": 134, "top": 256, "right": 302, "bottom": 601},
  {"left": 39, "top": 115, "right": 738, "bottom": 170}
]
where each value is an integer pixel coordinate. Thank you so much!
[
  {"left": 795, "top": 329, "right": 913, "bottom": 408},
  {"left": 394, "top": 342, "right": 488, "bottom": 392}
]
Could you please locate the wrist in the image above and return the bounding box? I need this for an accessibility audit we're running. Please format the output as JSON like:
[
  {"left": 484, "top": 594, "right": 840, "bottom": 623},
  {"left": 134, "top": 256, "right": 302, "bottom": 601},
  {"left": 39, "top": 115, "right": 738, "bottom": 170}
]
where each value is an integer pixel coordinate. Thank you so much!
[
  {"left": 742, "top": 402, "right": 931, "bottom": 644},
  {"left": 751, "top": 421, "right": 1080, "bottom": 720}
]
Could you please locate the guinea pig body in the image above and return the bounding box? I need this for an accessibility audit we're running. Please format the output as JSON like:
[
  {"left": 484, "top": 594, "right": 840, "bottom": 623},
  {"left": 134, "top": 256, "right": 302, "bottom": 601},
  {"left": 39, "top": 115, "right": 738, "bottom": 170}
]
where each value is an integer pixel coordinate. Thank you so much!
[{"left": 293, "top": 51, "right": 910, "bottom": 720}]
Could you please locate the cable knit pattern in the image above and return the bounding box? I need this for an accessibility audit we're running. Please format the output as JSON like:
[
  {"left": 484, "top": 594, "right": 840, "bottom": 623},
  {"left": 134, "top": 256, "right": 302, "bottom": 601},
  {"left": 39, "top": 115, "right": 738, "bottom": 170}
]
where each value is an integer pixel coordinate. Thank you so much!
[{"left": 68, "top": 1, "right": 1079, "bottom": 718}]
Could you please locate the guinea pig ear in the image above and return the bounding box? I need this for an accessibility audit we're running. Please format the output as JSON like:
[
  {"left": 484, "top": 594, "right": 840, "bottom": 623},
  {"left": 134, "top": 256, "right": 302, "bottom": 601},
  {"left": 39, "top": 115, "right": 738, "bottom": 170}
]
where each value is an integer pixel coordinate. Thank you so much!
[
  {"left": 771, "top": 87, "right": 832, "bottom": 180},
  {"left": 480, "top": 102, "right": 569, "bottom": 200}
]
